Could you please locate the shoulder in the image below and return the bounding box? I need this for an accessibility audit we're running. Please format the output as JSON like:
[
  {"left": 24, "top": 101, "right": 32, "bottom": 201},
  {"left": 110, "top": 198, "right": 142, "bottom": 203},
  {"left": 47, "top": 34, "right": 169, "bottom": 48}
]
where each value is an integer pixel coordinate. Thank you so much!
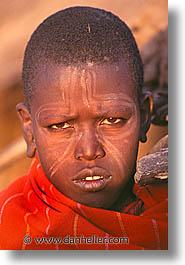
[
  {"left": 0, "top": 175, "right": 27, "bottom": 209},
  {"left": 133, "top": 182, "right": 168, "bottom": 221},
  {"left": 0, "top": 175, "right": 28, "bottom": 250},
  {"left": 134, "top": 182, "right": 167, "bottom": 205}
]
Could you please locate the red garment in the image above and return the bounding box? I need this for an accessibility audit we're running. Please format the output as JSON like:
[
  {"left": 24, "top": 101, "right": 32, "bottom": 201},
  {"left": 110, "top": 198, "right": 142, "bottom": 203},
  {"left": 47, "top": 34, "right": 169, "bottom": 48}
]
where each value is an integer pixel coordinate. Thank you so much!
[{"left": 0, "top": 157, "right": 168, "bottom": 250}]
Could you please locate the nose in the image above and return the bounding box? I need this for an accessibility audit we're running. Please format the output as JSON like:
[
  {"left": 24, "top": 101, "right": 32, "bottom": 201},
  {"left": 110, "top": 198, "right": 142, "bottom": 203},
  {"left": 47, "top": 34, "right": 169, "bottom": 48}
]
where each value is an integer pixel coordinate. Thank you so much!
[{"left": 74, "top": 128, "right": 105, "bottom": 161}]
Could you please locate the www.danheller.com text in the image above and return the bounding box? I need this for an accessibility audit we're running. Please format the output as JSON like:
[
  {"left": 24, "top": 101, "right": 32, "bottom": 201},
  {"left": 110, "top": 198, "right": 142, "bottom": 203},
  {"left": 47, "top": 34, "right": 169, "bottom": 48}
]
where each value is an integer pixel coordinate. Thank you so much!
[{"left": 23, "top": 234, "right": 129, "bottom": 245}]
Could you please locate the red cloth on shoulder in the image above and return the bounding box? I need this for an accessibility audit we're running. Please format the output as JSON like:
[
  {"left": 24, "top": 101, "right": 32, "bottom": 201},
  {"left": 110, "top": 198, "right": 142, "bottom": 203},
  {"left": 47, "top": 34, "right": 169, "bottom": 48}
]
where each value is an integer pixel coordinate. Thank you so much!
[{"left": 0, "top": 157, "right": 168, "bottom": 250}]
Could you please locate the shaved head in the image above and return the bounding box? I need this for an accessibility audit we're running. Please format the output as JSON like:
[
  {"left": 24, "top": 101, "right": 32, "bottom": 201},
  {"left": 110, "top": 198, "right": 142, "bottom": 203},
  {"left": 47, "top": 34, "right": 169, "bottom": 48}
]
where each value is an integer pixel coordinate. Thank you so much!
[{"left": 22, "top": 6, "right": 143, "bottom": 110}]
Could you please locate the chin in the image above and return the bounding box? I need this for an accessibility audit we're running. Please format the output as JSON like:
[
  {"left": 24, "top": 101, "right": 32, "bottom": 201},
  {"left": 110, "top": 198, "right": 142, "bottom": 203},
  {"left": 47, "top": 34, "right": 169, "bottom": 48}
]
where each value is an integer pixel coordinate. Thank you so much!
[
  {"left": 75, "top": 194, "right": 117, "bottom": 210},
  {"left": 81, "top": 201, "right": 111, "bottom": 210}
]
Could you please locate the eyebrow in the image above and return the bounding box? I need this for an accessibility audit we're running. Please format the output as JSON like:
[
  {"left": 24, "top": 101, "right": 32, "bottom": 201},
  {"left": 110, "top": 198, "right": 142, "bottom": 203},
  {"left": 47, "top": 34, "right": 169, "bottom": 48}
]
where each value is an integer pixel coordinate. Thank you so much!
[
  {"left": 37, "top": 100, "right": 135, "bottom": 124},
  {"left": 92, "top": 104, "right": 135, "bottom": 117},
  {"left": 38, "top": 114, "right": 78, "bottom": 124}
]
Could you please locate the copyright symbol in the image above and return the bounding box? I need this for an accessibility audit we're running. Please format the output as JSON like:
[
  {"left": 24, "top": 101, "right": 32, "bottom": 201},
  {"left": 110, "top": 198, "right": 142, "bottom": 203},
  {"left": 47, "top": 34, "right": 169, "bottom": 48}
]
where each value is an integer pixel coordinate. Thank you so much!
[{"left": 23, "top": 235, "right": 32, "bottom": 244}]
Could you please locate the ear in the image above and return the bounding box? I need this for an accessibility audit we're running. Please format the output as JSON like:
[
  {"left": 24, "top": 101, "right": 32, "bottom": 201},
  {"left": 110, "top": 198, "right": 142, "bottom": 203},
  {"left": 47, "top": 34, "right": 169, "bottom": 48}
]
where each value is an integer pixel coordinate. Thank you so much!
[
  {"left": 16, "top": 103, "right": 36, "bottom": 158},
  {"left": 139, "top": 91, "right": 153, "bottom": 143}
]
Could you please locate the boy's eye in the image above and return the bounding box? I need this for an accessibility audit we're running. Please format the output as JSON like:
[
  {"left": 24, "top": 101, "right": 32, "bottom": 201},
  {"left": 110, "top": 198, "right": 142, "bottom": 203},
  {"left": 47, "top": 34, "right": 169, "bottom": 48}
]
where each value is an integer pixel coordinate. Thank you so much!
[
  {"left": 48, "top": 122, "right": 72, "bottom": 130},
  {"left": 100, "top": 117, "right": 125, "bottom": 126}
]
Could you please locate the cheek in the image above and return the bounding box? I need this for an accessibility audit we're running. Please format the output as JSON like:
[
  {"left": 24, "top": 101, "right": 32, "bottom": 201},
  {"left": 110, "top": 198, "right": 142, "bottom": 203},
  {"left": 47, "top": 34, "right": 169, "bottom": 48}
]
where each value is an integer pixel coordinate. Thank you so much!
[
  {"left": 102, "top": 138, "right": 125, "bottom": 175},
  {"left": 102, "top": 136, "right": 138, "bottom": 175},
  {"left": 100, "top": 119, "right": 140, "bottom": 177},
  {"left": 34, "top": 129, "right": 76, "bottom": 180}
]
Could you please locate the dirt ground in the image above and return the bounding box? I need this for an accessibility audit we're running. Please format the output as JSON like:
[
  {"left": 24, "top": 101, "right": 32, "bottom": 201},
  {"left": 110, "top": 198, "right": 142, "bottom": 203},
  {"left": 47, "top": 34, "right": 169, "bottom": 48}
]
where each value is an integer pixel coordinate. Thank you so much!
[{"left": 0, "top": 0, "right": 168, "bottom": 191}]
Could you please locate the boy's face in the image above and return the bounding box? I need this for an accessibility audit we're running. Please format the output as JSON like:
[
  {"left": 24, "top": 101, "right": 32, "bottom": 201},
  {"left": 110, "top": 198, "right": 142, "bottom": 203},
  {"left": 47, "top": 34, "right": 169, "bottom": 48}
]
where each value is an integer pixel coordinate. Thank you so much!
[{"left": 18, "top": 60, "right": 150, "bottom": 210}]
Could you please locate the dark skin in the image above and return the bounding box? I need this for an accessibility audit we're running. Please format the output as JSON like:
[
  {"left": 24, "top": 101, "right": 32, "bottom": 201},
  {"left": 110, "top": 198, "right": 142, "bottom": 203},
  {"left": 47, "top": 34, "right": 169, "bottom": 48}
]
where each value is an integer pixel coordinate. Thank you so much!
[{"left": 17, "top": 59, "right": 152, "bottom": 211}]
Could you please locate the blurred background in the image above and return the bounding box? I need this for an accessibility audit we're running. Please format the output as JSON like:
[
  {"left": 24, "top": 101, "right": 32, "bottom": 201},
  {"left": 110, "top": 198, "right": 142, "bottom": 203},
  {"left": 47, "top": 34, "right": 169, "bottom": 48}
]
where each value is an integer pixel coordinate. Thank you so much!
[{"left": 0, "top": 0, "right": 168, "bottom": 191}]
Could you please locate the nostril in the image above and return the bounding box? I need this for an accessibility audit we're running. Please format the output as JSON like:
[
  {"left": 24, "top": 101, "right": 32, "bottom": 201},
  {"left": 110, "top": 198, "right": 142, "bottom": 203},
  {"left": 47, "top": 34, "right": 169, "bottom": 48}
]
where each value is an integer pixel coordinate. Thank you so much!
[
  {"left": 74, "top": 148, "right": 83, "bottom": 160},
  {"left": 74, "top": 130, "right": 105, "bottom": 161},
  {"left": 74, "top": 144, "right": 105, "bottom": 161},
  {"left": 96, "top": 146, "right": 106, "bottom": 159}
]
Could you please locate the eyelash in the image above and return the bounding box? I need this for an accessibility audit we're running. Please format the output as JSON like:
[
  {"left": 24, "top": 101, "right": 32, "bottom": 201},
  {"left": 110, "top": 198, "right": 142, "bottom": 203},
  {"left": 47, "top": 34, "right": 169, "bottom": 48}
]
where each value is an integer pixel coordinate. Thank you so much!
[
  {"left": 48, "top": 117, "right": 126, "bottom": 131},
  {"left": 100, "top": 117, "right": 126, "bottom": 126},
  {"left": 48, "top": 122, "right": 73, "bottom": 131}
]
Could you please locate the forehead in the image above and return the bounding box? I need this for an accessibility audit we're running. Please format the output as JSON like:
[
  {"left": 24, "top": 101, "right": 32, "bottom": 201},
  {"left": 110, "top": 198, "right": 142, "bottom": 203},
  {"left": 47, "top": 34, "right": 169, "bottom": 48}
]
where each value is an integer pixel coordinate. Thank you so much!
[{"left": 31, "top": 60, "right": 137, "bottom": 109}]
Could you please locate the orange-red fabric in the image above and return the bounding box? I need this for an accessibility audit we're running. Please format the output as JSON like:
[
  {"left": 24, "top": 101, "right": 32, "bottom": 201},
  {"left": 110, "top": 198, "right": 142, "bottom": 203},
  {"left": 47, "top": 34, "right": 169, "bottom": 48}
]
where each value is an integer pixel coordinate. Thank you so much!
[{"left": 0, "top": 157, "right": 168, "bottom": 250}]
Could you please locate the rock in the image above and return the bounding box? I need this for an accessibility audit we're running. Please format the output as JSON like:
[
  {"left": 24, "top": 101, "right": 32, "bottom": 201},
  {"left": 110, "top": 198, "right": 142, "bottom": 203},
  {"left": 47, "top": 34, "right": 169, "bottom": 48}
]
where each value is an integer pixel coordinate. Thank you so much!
[{"left": 135, "top": 136, "right": 168, "bottom": 186}]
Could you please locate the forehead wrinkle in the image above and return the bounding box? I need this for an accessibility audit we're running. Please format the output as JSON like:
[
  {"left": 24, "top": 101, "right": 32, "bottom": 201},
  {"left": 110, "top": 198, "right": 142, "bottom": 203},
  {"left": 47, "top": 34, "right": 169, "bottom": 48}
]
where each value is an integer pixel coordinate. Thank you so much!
[
  {"left": 35, "top": 104, "right": 59, "bottom": 121},
  {"left": 92, "top": 89, "right": 136, "bottom": 102},
  {"left": 96, "top": 100, "right": 135, "bottom": 112},
  {"left": 34, "top": 104, "right": 71, "bottom": 121}
]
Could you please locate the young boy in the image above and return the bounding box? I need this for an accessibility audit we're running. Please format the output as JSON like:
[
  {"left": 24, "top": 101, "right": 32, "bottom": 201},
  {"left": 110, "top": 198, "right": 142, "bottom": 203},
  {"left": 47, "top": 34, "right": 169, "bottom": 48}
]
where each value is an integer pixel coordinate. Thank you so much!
[{"left": 0, "top": 6, "right": 167, "bottom": 250}]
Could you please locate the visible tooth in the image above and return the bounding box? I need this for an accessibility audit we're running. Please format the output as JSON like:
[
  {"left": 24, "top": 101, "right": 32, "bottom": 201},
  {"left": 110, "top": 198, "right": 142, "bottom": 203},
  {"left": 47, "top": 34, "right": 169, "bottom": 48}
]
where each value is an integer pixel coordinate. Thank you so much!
[
  {"left": 92, "top": 176, "right": 101, "bottom": 180},
  {"left": 83, "top": 176, "right": 104, "bottom": 181},
  {"left": 82, "top": 176, "right": 105, "bottom": 181},
  {"left": 85, "top": 176, "right": 93, "bottom": 181}
]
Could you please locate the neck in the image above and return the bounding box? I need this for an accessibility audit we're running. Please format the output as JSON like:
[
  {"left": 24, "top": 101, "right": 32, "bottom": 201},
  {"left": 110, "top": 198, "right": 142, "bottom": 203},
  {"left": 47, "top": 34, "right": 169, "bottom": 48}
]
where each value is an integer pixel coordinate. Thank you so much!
[{"left": 109, "top": 177, "right": 136, "bottom": 212}]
